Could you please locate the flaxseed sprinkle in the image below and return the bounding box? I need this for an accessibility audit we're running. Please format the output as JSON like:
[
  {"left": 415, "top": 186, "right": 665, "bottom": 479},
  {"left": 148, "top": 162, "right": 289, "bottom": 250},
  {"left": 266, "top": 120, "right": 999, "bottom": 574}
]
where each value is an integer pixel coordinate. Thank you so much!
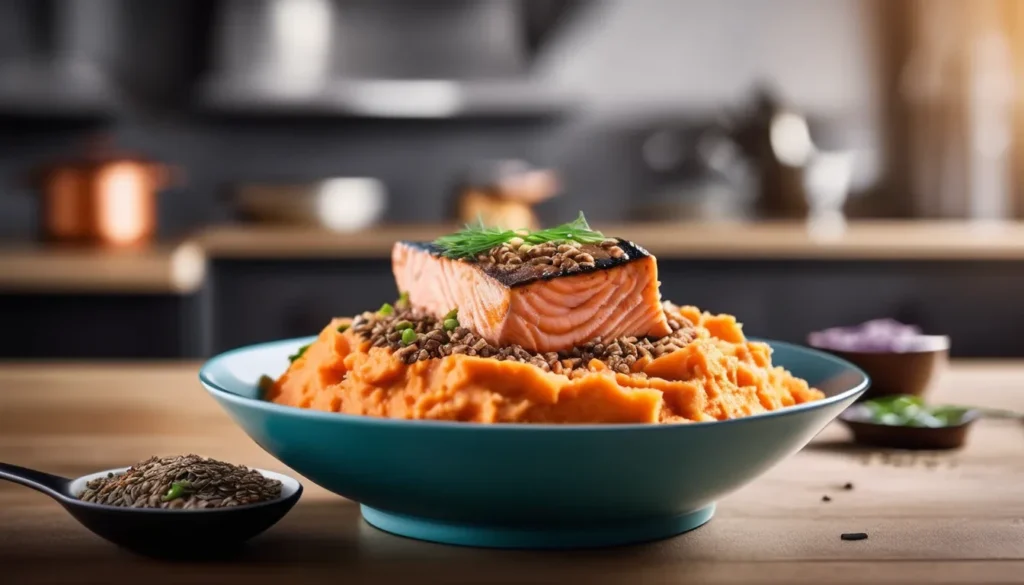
[
  {"left": 470, "top": 237, "right": 628, "bottom": 272},
  {"left": 78, "top": 454, "right": 282, "bottom": 510},
  {"left": 350, "top": 302, "right": 696, "bottom": 374}
]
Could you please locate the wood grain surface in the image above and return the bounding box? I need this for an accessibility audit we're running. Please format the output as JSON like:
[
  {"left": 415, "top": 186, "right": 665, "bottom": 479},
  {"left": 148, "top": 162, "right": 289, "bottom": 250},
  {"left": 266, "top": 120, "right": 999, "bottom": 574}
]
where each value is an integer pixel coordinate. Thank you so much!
[{"left": 0, "top": 361, "right": 1022, "bottom": 585}]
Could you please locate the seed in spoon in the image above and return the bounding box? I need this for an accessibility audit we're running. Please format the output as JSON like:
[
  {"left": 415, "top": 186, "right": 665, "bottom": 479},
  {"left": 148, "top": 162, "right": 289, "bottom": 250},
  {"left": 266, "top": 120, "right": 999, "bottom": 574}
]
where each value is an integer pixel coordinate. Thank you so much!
[{"left": 77, "top": 454, "right": 282, "bottom": 509}]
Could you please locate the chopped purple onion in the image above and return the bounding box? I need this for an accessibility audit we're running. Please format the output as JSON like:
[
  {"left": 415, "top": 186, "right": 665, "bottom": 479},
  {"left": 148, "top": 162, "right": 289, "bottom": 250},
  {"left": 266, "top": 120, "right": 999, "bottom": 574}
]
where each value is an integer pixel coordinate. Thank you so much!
[{"left": 808, "top": 319, "right": 949, "bottom": 353}]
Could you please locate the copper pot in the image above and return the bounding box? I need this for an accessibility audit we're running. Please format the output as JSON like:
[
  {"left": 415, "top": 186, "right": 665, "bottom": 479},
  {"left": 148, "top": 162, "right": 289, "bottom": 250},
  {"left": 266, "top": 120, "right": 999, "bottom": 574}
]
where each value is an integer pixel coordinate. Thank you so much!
[{"left": 37, "top": 156, "right": 173, "bottom": 247}]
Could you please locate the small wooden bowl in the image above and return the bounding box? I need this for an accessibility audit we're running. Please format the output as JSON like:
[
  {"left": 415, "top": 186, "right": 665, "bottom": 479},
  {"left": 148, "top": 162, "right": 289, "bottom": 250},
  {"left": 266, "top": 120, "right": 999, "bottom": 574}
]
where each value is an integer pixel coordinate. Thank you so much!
[
  {"left": 813, "top": 347, "right": 948, "bottom": 401},
  {"left": 838, "top": 405, "right": 979, "bottom": 450}
]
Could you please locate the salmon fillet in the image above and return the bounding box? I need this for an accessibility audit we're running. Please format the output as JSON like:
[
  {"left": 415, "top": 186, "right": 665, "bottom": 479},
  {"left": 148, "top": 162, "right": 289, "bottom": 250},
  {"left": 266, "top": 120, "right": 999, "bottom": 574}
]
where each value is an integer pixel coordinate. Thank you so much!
[{"left": 392, "top": 239, "right": 671, "bottom": 353}]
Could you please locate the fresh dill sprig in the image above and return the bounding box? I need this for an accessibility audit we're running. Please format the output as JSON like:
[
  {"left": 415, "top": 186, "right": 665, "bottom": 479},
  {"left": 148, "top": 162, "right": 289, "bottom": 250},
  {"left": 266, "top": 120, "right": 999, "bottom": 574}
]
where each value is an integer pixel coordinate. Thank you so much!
[
  {"left": 522, "top": 212, "right": 605, "bottom": 246},
  {"left": 433, "top": 212, "right": 605, "bottom": 259},
  {"left": 433, "top": 219, "right": 518, "bottom": 259}
]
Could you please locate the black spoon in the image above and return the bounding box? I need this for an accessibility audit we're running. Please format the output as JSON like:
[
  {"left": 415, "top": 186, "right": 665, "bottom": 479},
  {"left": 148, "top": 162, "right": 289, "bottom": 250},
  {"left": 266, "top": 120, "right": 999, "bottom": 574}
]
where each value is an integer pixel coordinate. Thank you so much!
[{"left": 0, "top": 462, "right": 302, "bottom": 559}]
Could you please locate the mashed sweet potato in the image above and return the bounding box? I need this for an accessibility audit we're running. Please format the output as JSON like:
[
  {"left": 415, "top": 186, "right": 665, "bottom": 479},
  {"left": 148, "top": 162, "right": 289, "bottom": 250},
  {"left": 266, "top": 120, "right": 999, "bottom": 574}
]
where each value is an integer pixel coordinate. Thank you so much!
[{"left": 266, "top": 306, "right": 825, "bottom": 424}]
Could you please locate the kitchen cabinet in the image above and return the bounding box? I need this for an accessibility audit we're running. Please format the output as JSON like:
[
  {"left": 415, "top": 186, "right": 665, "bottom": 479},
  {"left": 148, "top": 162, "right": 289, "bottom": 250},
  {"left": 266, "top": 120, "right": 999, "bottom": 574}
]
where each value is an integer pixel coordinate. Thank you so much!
[
  {"left": 0, "top": 243, "right": 209, "bottom": 359},
  {"left": 210, "top": 259, "right": 398, "bottom": 353},
  {"left": 655, "top": 259, "right": 1024, "bottom": 357},
  {"left": 208, "top": 257, "right": 1024, "bottom": 358},
  {"left": 5, "top": 257, "right": 1022, "bottom": 359},
  {"left": 0, "top": 293, "right": 206, "bottom": 359}
]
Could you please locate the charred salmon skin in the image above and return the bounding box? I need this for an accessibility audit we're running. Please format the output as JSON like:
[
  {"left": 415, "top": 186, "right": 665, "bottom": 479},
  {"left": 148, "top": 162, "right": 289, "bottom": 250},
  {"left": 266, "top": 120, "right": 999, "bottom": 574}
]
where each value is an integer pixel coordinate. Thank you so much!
[{"left": 392, "top": 238, "right": 671, "bottom": 353}]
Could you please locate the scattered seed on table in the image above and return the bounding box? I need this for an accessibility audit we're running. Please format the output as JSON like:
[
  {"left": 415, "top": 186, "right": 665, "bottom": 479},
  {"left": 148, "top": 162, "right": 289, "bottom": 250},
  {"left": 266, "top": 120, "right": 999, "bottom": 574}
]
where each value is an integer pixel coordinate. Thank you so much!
[
  {"left": 841, "top": 532, "right": 868, "bottom": 541},
  {"left": 822, "top": 495, "right": 832, "bottom": 502},
  {"left": 843, "top": 482, "right": 854, "bottom": 490}
]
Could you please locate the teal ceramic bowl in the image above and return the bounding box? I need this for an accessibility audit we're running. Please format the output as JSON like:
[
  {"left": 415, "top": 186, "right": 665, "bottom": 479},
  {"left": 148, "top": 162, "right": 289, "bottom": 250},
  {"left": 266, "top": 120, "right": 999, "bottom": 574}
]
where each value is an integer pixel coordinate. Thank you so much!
[{"left": 199, "top": 337, "right": 868, "bottom": 549}]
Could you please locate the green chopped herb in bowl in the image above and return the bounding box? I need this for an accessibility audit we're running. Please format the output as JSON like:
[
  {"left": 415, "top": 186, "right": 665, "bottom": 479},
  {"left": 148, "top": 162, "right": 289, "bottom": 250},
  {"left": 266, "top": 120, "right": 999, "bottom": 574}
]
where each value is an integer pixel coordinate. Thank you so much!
[
  {"left": 838, "top": 394, "right": 983, "bottom": 449},
  {"left": 860, "top": 395, "right": 971, "bottom": 428}
]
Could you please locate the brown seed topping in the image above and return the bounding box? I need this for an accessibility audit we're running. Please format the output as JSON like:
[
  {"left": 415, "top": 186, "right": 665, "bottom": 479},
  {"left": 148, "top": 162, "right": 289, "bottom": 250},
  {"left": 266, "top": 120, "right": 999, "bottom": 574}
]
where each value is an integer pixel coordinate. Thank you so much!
[
  {"left": 78, "top": 454, "right": 281, "bottom": 509},
  {"left": 478, "top": 238, "right": 634, "bottom": 277},
  {"left": 352, "top": 302, "right": 696, "bottom": 372}
]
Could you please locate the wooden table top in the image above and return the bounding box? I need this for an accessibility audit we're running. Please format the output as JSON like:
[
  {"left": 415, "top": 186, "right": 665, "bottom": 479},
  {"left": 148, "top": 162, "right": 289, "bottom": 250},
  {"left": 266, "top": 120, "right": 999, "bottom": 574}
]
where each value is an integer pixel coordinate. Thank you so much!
[{"left": 1, "top": 361, "right": 1022, "bottom": 585}]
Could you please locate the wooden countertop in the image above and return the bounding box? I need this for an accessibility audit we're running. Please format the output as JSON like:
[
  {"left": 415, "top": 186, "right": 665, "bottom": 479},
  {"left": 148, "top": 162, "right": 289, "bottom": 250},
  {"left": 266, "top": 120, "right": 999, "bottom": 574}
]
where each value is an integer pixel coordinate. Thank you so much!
[
  {"left": 197, "top": 219, "right": 1024, "bottom": 261},
  {"left": 0, "top": 242, "right": 206, "bottom": 294},
  {"left": 1, "top": 362, "right": 1023, "bottom": 584}
]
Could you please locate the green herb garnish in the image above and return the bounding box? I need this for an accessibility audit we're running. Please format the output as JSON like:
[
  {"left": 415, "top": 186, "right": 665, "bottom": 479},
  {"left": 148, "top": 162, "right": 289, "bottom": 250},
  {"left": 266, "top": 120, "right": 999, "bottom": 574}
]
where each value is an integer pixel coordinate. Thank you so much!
[
  {"left": 443, "top": 318, "right": 459, "bottom": 331},
  {"left": 433, "top": 212, "right": 606, "bottom": 259},
  {"left": 394, "top": 320, "right": 413, "bottom": 331},
  {"left": 162, "top": 480, "right": 192, "bottom": 502},
  {"left": 861, "top": 395, "right": 968, "bottom": 428},
  {"left": 444, "top": 307, "right": 459, "bottom": 321},
  {"left": 401, "top": 329, "right": 417, "bottom": 346},
  {"left": 378, "top": 303, "right": 394, "bottom": 316},
  {"left": 337, "top": 324, "right": 350, "bottom": 333},
  {"left": 288, "top": 343, "right": 311, "bottom": 363}
]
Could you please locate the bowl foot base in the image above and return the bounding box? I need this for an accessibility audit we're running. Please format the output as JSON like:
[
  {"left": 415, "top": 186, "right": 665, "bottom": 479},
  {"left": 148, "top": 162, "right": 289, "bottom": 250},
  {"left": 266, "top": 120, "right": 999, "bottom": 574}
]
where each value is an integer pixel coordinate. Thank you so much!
[{"left": 360, "top": 504, "right": 715, "bottom": 549}]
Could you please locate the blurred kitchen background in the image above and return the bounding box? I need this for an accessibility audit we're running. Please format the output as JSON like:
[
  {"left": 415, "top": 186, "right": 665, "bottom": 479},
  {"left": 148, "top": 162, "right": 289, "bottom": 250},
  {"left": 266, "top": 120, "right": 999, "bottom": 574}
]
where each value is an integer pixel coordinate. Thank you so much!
[{"left": 2, "top": 0, "right": 1024, "bottom": 359}]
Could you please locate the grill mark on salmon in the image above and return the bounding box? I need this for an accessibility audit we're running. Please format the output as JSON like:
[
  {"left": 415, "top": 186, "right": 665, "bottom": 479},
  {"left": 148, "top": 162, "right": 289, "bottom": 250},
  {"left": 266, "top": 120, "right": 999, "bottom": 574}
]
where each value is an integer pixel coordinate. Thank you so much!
[{"left": 392, "top": 238, "right": 672, "bottom": 353}]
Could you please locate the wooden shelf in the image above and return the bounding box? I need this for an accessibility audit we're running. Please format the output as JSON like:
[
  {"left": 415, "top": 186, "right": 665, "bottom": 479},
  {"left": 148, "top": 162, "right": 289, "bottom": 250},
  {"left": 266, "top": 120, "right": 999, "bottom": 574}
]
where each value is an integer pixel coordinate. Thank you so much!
[
  {"left": 0, "top": 242, "right": 206, "bottom": 294},
  {"left": 10, "top": 220, "right": 1024, "bottom": 294},
  {"left": 196, "top": 220, "right": 1024, "bottom": 261}
]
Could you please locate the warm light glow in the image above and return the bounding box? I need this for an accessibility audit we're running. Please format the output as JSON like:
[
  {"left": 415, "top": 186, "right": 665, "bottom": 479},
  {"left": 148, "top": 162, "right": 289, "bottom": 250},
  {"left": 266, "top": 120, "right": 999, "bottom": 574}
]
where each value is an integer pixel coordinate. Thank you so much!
[{"left": 99, "top": 166, "right": 149, "bottom": 245}]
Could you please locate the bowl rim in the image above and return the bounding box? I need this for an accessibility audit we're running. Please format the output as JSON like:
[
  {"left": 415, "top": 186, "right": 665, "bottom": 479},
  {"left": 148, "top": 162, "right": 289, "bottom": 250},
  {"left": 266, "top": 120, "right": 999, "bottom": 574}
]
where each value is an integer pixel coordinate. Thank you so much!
[
  {"left": 199, "top": 336, "right": 870, "bottom": 432},
  {"left": 808, "top": 345, "right": 950, "bottom": 357}
]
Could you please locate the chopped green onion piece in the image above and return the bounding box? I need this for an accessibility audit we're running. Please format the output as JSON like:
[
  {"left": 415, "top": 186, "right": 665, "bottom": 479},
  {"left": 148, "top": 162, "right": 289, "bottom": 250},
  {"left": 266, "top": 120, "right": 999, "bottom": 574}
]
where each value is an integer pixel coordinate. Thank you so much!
[
  {"left": 337, "top": 324, "right": 350, "bottom": 333},
  {"left": 877, "top": 412, "right": 903, "bottom": 426},
  {"left": 162, "top": 480, "right": 192, "bottom": 502},
  {"left": 288, "top": 343, "right": 311, "bottom": 363},
  {"left": 930, "top": 406, "right": 969, "bottom": 426},
  {"left": 378, "top": 303, "right": 394, "bottom": 316},
  {"left": 443, "top": 318, "right": 459, "bottom": 331},
  {"left": 396, "top": 291, "right": 410, "bottom": 308},
  {"left": 394, "top": 320, "right": 413, "bottom": 331},
  {"left": 401, "top": 329, "right": 417, "bottom": 346},
  {"left": 444, "top": 308, "right": 459, "bottom": 321}
]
